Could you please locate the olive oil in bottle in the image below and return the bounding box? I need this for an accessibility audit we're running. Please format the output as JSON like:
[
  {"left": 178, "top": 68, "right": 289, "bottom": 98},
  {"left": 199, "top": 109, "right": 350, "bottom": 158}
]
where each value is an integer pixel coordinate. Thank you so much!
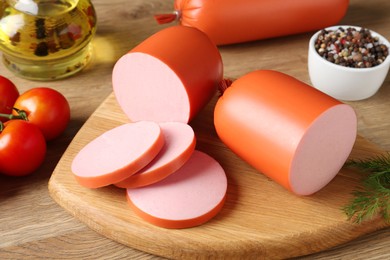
[{"left": 0, "top": 0, "right": 97, "bottom": 80}]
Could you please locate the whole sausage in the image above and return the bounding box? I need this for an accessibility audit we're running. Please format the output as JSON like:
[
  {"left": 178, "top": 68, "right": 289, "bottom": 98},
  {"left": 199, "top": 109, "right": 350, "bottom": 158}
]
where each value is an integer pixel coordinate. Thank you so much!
[
  {"left": 112, "top": 26, "right": 223, "bottom": 123},
  {"left": 156, "top": 0, "right": 350, "bottom": 45},
  {"left": 214, "top": 70, "right": 357, "bottom": 195}
]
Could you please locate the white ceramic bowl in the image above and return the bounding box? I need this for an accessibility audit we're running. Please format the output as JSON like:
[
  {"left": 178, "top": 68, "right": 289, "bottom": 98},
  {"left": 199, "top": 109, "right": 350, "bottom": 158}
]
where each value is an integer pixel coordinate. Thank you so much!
[{"left": 308, "top": 25, "right": 390, "bottom": 101}]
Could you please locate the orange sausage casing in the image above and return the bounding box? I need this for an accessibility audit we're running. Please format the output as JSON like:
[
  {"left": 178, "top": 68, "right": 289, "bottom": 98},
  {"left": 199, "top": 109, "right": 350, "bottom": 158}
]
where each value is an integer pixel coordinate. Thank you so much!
[
  {"left": 214, "top": 70, "right": 357, "bottom": 195},
  {"left": 157, "top": 0, "right": 349, "bottom": 45}
]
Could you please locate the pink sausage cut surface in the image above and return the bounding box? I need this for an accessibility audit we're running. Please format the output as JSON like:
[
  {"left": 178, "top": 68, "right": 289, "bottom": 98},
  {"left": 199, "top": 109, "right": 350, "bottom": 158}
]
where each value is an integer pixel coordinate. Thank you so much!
[
  {"left": 113, "top": 53, "right": 189, "bottom": 122},
  {"left": 112, "top": 26, "right": 223, "bottom": 123},
  {"left": 71, "top": 121, "right": 165, "bottom": 188},
  {"left": 126, "top": 150, "right": 227, "bottom": 229},
  {"left": 289, "top": 105, "right": 357, "bottom": 195},
  {"left": 115, "top": 122, "right": 196, "bottom": 188}
]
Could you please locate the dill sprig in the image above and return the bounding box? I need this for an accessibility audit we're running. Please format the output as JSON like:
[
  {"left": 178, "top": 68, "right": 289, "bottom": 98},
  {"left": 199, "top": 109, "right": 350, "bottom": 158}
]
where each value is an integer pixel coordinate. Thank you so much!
[{"left": 342, "top": 153, "right": 390, "bottom": 224}]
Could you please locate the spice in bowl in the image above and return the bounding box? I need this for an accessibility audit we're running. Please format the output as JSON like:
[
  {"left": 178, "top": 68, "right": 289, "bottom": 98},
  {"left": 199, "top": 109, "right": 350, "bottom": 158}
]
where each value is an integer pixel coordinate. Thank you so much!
[
  {"left": 308, "top": 25, "right": 390, "bottom": 101},
  {"left": 314, "top": 27, "right": 389, "bottom": 69}
]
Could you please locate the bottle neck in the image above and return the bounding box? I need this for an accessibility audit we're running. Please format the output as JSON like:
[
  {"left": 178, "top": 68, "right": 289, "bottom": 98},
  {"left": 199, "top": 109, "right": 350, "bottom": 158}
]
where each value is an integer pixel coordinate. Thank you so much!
[{"left": 7, "top": 0, "right": 80, "bottom": 16}]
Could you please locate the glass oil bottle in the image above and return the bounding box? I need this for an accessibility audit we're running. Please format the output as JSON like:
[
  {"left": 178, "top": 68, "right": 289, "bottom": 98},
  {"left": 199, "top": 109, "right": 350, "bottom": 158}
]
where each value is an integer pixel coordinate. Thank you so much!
[{"left": 0, "top": 0, "right": 97, "bottom": 80}]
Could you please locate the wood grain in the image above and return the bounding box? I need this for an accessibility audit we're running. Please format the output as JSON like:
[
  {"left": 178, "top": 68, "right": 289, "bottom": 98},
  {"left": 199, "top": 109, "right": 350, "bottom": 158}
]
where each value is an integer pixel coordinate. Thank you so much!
[
  {"left": 1, "top": 0, "right": 390, "bottom": 259},
  {"left": 48, "top": 92, "right": 389, "bottom": 259}
]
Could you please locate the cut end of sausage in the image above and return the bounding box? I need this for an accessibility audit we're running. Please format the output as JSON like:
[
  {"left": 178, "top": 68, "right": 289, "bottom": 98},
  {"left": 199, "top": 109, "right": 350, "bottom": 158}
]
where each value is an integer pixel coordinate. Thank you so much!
[
  {"left": 115, "top": 122, "right": 196, "bottom": 188},
  {"left": 71, "top": 121, "right": 165, "bottom": 188},
  {"left": 289, "top": 104, "right": 357, "bottom": 195},
  {"left": 112, "top": 52, "right": 190, "bottom": 123},
  {"left": 126, "top": 150, "right": 227, "bottom": 229}
]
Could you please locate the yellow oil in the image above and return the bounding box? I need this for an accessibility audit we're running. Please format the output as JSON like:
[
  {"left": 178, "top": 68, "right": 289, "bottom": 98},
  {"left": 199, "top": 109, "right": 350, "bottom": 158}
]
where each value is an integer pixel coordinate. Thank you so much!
[{"left": 0, "top": 0, "right": 96, "bottom": 80}]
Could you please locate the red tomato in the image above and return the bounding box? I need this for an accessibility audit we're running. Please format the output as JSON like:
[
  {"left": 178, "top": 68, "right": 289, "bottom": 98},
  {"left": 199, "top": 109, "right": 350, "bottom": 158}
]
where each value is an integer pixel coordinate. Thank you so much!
[
  {"left": 13, "top": 87, "right": 71, "bottom": 141},
  {"left": 0, "top": 76, "right": 19, "bottom": 123},
  {"left": 0, "top": 120, "right": 46, "bottom": 176}
]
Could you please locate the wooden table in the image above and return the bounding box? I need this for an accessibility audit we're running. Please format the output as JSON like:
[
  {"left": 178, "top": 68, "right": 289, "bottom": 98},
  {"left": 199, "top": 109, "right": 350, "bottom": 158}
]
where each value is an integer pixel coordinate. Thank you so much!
[{"left": 1, "top": 0, "right": 389, "bottom": 259}]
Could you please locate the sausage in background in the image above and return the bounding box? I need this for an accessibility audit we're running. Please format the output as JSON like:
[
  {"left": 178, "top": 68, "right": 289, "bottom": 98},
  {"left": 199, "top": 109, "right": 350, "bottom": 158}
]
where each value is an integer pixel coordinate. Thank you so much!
[{"left": 156, "top": 0, "right": 349, "bottom": 45}]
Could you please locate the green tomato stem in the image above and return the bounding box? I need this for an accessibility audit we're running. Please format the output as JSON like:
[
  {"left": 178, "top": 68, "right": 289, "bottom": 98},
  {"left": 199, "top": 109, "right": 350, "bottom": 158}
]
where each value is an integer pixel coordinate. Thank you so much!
[
  {"left": 0, "top": 112, "right": 24, "bottom": 120},
  {"left": 0, "top": 108, "right": 28, "bottom": 121}
]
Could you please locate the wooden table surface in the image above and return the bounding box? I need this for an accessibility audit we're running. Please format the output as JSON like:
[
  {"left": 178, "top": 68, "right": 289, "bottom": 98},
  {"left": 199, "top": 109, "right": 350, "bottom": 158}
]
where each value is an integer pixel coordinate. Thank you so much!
[{"left": 1, "top": 0, "right": 389, "bottom": 259}]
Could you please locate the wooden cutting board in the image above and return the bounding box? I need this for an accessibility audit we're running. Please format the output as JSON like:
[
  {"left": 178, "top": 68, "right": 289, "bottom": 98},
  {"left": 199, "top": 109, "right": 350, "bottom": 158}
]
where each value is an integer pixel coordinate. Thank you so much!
[{"left": 48, "top": 92, "right": 389, "bottom": 259}]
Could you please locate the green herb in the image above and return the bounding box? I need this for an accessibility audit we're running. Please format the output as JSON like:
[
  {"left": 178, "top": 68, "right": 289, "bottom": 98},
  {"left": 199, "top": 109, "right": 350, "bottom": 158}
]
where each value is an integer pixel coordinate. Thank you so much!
[{"left": 342, "top": 153, "right": 390, "bottom": 224}]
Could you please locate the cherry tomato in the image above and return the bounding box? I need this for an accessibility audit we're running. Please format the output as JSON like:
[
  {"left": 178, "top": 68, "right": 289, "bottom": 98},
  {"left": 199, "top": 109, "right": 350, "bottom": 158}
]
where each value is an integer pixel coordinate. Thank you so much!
[
  {"left": 13, "top": 87, "right": 71, "bottom": 141},
  {"left": 0, "top": 120, "right": 46, "bottom": 177},
  {"left": 0, "top": 76, "right": 19, "bottom": 123}
]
